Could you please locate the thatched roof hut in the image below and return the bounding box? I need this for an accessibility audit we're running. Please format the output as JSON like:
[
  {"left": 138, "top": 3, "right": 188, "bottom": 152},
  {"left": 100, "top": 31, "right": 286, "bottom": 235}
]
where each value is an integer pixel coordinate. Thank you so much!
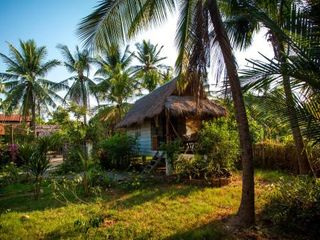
[
  {"left": 116, "top": 79, "right": 226, "bottom": 128},
  {"left": 115, "top": 79, "right": 226, "bottom": 156}
]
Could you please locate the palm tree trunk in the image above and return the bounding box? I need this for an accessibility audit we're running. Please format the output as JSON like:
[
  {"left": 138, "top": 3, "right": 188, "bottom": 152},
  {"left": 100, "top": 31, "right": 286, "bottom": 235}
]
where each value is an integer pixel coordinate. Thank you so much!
[
  {"left": 207, "top": 0, "right": 254, "bottom": 226},
  {"left": 283, "top": 75, "right": 310, "bottom": 174},
  {"left": 81, "top": 79, "right": 88, "bottom": 125},
  {"left": 275, "top": 40, "right": 311, "bottom": 174},
  {"left": 31, "top": 95, "right": 36, "bottom": 136}
]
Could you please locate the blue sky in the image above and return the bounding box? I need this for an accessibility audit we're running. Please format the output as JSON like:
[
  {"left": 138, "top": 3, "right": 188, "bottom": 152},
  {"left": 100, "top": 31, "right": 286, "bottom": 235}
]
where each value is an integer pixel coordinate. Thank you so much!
[{"left": 0, "top": 0, "right": 98, "bottom": 82}]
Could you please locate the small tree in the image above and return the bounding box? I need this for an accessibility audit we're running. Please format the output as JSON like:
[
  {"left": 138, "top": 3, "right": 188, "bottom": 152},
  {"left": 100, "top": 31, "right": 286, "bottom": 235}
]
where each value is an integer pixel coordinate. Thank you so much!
[{"left": 25, "top": 135, "right": 61, "bottom": 199}]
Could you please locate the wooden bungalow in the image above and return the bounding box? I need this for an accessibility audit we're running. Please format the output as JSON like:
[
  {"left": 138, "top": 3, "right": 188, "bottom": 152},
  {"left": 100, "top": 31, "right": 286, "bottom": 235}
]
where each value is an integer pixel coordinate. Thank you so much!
[{"left": 116, "top": 79, "right": 227, "bottom": 156}]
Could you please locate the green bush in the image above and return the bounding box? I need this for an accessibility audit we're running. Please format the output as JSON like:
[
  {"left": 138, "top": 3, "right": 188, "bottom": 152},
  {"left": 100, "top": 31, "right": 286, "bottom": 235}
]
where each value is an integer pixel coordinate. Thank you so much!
[
  {"left": 195, "top": 119, "right": 239, "bottom": 177},
  {"left": 87, "top": 165, "right": 113, "bottom": 188},
  {"left": 262, "top": 177, "right": 320, "bottom": 238},
  {"left": 19, "top": 143, "right": 36, "bottom": 164},
  {"left": 0, "top": 141, "right": 10, "bottom": 167},
  {"left": 0, "top": 162, "right": 20, "bottom": 187},
  {"left": 58, "top": 145, "right": 85, "bottom": 173},
  {"left": 99, "top": 133, "right": 138, "bottom": 170}
]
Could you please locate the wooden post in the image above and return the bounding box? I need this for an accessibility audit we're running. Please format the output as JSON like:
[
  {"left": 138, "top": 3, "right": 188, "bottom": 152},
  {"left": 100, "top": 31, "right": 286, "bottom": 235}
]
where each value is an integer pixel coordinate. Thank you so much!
[
  {"left": 166, "top": 109, "right": 170, "bottom": 144},
  {"left": 165, "top": 109, "right": 172, "bottom": 176},
  {"left": 11, "top": 124, "right": 14, "bottom": 144}
]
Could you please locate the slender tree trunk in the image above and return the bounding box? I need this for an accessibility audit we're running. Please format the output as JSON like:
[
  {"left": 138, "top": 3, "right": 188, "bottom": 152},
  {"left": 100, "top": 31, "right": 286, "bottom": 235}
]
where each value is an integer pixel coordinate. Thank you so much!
[
  {"left": 31, "top": 96, "right": 36, "bottom": 136},
  {"left": 82, "top": 81, "right": 88, "bottom": 126},
  {"left": 80, "top": 78, "right": 90, "bottom": 160},
  {"left": 275, "top": 39, "right": 311, "bottom": 174},
  {"left": 283, "top": 76, "right": 310, "bottom": 174},
  {"left": 207, "top": 0, "right": 254, "bottom": 226}
]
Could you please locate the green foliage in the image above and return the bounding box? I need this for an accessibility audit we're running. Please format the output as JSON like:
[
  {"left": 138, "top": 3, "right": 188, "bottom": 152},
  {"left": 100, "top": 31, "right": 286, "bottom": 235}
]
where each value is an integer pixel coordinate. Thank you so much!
[
  {"left": 58, "top": 145, "right": 85, "bottom": 174},
  {"left": 160, "top": 139, "right": 182, "bottom": 165},
  {"left": 87, "top": 165, "right": 113, "bottom": 188},
  {"left": 196, "top": 119, "right": 239, "bottom": 172},
  {"left": 57, "top": 45, "right": 97, "bottom": 123},
  {"left": 133, "top": 40, "right": 170, "bottom": 92},
  {"left": 99, "top": 133, "right": 138, "bottom": 170},
  {"left": 0, "top": 162, "right": 20, "bottom": 187},
  {"left": 244, "top": 93, "right": 291, "bottom": 143},
  {"left": 0, "top": 140, "right": 10, "bottom": 167},
  {"left": 175, "top": 154, "right": 209, "bottom": 180},
  {"left": 174, "top": 119, "right": 238, "bottom": 179},
  {"left": 0, "top": 40, "right": 62, "bottom": 125},
  {"left": 18, "top": 143, "right": 36, "bottom": 164},
  {"left": 48, "top": 106, "right": 70, "bottom": 125},
  {"left": 263, "top": 177, "right": 320, "bottom": 238},
  {"left": 24, "top": 135, "right": 61, "bottom": 199},
  {"left": 74, "top": 214, "right": 105, "bottom": 234},
  {"left": 50, "top": 174, "right": 102, "bottom": 205}
]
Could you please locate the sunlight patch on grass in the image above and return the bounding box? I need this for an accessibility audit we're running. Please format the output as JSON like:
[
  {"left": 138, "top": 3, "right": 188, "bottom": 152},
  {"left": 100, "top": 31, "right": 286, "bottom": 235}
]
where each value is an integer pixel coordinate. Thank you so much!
[{"left": 0, "top": 170, "right": 292, "bottom": 239}]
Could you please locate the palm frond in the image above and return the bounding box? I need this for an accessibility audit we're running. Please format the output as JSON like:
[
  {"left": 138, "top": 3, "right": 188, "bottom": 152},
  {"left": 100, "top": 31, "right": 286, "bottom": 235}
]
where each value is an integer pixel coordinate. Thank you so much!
[{"left": 78, "top": 0, "right": 175, "bottom": 50}]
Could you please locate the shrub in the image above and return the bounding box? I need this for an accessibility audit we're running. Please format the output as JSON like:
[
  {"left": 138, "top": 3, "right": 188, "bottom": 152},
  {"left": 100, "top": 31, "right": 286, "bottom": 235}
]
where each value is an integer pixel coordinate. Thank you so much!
[
  {"left": 18, "top": 143, "right": 36, "bottom": 165},
  {"left": 0, "top": 162, "right": 20, "bottom": 187},
  {"left": 175, "top": 154, "right": 208, "bottom": 179},
  {"left": 262, "top": 177, "right": 320, "bottom": 238},
  {"left": 160, "top": 140, "right": 182, "bottom": 175},
  {"left": 0, "top": 141, "right": 10, "bottom": 167},
  {"left": 175, "top": 154, "right": 232, "bottom": 180},
  {"left": 87, "top": 165, "right": 112, "bottom": 188},
  {"left": 99, "top": 133, "right": 138, "bottom": 170},
  {"left": 58, "top": 145, "right": 85, "bottom": 173},
  {"left": 50, "top": 174, "right": 103, "bottom": 204},
  {"left": 195, "top": 119, "right": 239, "bottom": 177}
]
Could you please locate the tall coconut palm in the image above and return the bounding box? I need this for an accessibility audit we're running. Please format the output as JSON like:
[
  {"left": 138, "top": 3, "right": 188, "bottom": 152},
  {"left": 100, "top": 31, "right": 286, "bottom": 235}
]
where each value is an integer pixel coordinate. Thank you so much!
[
  {"left": 94, "top": 44, "right": 136, "bottom": 127},
  {"left": 57, "top": 45, "right": 97, "bottom": 125},
  {"left": 224, "top": 0, "right": 317, "bottom": 174},
  {"left": 78, "top": 0, "right": 255, "bottom": 226},
  {"left": 0, "top": 40, "right": 61, "bottom": 133},
  {"left": 133, "top": 40, "right": 169, "bottom": 92}
]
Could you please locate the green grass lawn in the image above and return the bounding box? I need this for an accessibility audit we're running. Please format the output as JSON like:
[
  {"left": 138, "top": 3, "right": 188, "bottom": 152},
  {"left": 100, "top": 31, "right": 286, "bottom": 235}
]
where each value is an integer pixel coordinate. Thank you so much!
[{"left": 0, "top": 170, "right": 290, "bottom": 240}]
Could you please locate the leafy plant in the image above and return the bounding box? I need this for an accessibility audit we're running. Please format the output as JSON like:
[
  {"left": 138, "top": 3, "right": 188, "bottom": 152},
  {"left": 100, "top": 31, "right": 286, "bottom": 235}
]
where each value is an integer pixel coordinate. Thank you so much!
[
  {"left": 0, "top": 40, "right": 62, "bottom": 133},
  {"left": 58, "top": 145, "right": 85, "bottom": 174},
  {"left": 26, "top": 135, "right": 61, "bottom": 199},
  {"left": 0, "top": 162, "right": 20, "bottom": 187},
  {"left": 160, "top": 140, "right": 182, "bottom": 175},
  {"left": 262, "top": 177, "right": 320, "bottom": 238},
  {"left": 87, "top": 165, "right": 113, "bottom": 188},
  {"left": 197, "top": 119, "right": 239, "bottom": 174},
  {"left": 99, "top": 133, "right": 138, "bottom": 170},
  {"left": 51, "top": 174, "right": 102, "bottom": 204},
  {"left": 74, "top": 214, "right": 105, "bottom": 236}
]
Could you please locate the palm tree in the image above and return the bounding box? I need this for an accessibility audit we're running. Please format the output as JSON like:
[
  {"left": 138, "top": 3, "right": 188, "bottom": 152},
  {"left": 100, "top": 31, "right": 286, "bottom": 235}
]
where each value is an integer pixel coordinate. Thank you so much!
[
  {"left": 94, "top": 44, "right": 136, "bottom": 127},
  {"left": 0, "top": 40, "right": 61, "bottom": 133},
  {"left": 78, "top": 0, "right": 255, "bottom": 226},
  {"left": 57, "top": 45, "right": 97, "bottom": 125},
  {"left": 133, "top": 40, "right": 169, "bottom": 92},
  {"left": 224, "top": 0, "right": 317, "bottom": 174}
]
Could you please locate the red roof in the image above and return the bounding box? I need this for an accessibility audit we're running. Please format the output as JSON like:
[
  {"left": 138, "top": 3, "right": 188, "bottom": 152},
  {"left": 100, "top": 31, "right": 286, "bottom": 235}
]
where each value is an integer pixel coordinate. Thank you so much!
[{"left": 0, "top": 115, "right": 31, "bottom": 122}]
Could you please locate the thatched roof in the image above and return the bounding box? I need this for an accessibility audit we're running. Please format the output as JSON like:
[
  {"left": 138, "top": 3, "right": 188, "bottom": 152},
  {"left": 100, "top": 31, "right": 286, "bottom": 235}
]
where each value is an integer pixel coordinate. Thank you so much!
[
  {"left": 165, "top": 96, "right": 226, "bottom": 117},
  {"left": 116, "top": 79, "right": 226, "bottom": 128}
]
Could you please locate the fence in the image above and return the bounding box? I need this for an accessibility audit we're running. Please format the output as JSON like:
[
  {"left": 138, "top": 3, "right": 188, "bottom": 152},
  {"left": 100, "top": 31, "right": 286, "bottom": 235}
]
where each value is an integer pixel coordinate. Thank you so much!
[{"left": 253, "top": 141, "right": 320, "bottom": 176}]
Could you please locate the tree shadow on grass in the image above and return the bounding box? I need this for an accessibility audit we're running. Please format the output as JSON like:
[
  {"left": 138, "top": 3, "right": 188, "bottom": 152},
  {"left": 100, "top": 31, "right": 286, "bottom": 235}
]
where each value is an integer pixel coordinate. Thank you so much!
[
  {"left": 0, "top": 190, "right": 64, "bottom": 213},
  {"left": 0, "top": 181, "right": 201, "bottom": 214},
  {"left": 112, "top": 183, "right": 201, "bottom": 210},
  {"left": 43, "top": 216, "right": 234, "bottom": 240},
  {"left": 164, "top": 219, "right": 233, "bottom": 240}
]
